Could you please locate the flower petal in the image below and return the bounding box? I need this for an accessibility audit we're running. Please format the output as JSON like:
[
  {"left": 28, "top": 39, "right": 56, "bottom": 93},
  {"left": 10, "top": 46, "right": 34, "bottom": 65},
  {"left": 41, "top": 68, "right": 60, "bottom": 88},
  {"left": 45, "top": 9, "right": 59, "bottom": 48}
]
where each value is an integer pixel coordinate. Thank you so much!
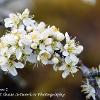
[
  {"left": 70, "top": 54, "right": 79, "bottom": 65},
  {"left": 8, "top": 66, "right": 17, "bottom": 76},
  {"left": 59, "top": 65, "right": 66, "bottom": 71},
  {"left": 53, "top": 64, "right": 58, "bottom": 72},
  {"left": 1, "top": 64, "right": 8, "bottom": 71},
  {"left": 65, "top": 56, "right": 71, "bottom": 64},
  {"left": 24, "top": 46, "right": 32, "bottom": 55},
  {"left": 16, "top": 48, "right": 22, "bottom": 60},
  {"left": 62, "top": 51, "right": 69, "bottom": 57},
  {"left": 71, "top": 66, "right": 78, "bottom": 73},
  {"left": 39, "top": 44, "right": 45, "bottom": 50},
  {"left": 62, "top": 71, "right": 69, "bottom": 79},
  {"left": 14, "top": 62, "right": 24, "bottom": 69},
  {"left": 27, "top": 53, "right": 37, "bottom": 63}
]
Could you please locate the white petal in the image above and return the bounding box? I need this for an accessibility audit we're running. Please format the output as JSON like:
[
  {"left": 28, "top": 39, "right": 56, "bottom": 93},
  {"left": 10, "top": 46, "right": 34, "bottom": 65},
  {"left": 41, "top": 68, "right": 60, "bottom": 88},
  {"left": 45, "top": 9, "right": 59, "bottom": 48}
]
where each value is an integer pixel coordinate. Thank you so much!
[
  {"left": 19, "top": 35, "right": 32, "bottom": 46},
  {"left": 0, "top": 56, "right": 8, "bottom": 66},
  {"left": 75, "top": 45, "right": 83, "bottom": 54},
  {"left": 23, "top": 18, "right": 35, "bottom": 26},
  {"left": 37, "top": 55, "right": 40, "bottom": 61},
  {"left": 22, "top": 9, "right": 30, "bottom": 18},
  {"left": 24, "top": 46, "right": 32, "bottom": 55},
  {"left": 1, "top": 34, "right": 17, "bottom": 45},
  {"left": 70, "top": 54, "right": 79, "bottom": 65},
  {"left": 16, "top": 48, "right": 22, "bottom": 60},
  {"left": 18, "top": 25, "right": 24, "bottom": 30},
  {"left": 59, "top": 65, "right": 66, "bottom": 71},
  {"left": 64, "top": 44, "right": 68, "bottom": 50},
  {"left": 47, "top": 61, "right": 53, "bottom": 64},
  {"left": 44, "top": 38, "right": 53, "bottom": 45},
  {"left": 14, "top": 62, "right": 24, "bottom": 69},
  {"left": 56, "top": 42, "right": 62, "bottom": 49},
  {"left": 1, "top": 64, "right": 8, "bottom": 71},
  {"left": 52, "top": 57, "right": 59, "bottom": 64},
  {"left": 4, "top": 18, "right": 12, "bottom": 28},
  {"left": 62, "top": 71, "right": 69, "bottom": 78},
  {"left": 46, "top": 46, "right": 54, "bottom": 54},
  {"left": 39, "top": 44, "right": 45, "bottom": 50},
  {"left": 26, "top": 26, "right": 33, "bottom": 32},
  {"left": 18, "top": 25, "right": 26, "bottom": 35},
  {"left": 7, "top": 46, "right": 16, "bottom": 58},
  {"left": 9, "top": 46, "right": 16, "bottom": 54},
  {"left": 8, "top": 66, "right": 17, "bottom": 76},
  {"left": 27, "top": 53, "right": 38, "bottom": 63},
  {"left": 38, "top": 22, "right": 46, "bottom": 31},
  {"left": 0, "top": 47, "right": 8, "bottom": 56},
  {"left": 53, "top": 64, "right": 58, "bottom": 72},
  {"left": 18, "top": 40, "right": 23, "bottom": 47},
  {"left": 42, "top": 60, "right": 48, "bottom": 65},
  {"left": 65, "top": 32, "right": 70, "bottom": 42},
  {"left": 65, "top": 56, "right": 71, "bottom": 64},
  {"left": 40, "top": 32, "right": 49, "bottom": 40},
  {"left": 23, "top": 19, "right": 31, "bottom": 26},
  {"left": 71, "top": 66, "right": 78, "bottom": 73},
  {"left": 62, "top": 51, "right": 69, "bottom": 56},
  {"left": 31, "top": 43, "right": 38, "bottom": 49}
]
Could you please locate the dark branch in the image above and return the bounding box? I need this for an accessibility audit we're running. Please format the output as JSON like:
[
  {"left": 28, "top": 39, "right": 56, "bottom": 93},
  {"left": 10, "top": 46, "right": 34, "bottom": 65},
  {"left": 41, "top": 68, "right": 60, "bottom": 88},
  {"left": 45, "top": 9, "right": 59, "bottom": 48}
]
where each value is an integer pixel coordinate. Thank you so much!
[{"left": 79, "top": 62, "right": 100, "bottom": 100}]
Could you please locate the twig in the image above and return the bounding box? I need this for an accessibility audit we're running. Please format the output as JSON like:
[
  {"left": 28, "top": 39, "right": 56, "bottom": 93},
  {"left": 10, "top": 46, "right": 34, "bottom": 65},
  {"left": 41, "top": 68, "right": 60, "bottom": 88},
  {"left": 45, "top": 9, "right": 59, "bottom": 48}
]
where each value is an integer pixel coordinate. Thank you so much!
[{"left": 79, "top": 61, "right": 100, "bottom": 100}]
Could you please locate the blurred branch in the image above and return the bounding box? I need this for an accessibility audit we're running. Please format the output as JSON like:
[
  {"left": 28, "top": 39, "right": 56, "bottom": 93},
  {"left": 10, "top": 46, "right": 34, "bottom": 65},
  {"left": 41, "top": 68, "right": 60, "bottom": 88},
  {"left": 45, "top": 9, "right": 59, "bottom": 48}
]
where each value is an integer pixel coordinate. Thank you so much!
[
  {"left": 0, "top": 20, "right": 4, "bottom": 26},
  {"left": 79, "top": 61, "right": 100, "bottom": 100}
]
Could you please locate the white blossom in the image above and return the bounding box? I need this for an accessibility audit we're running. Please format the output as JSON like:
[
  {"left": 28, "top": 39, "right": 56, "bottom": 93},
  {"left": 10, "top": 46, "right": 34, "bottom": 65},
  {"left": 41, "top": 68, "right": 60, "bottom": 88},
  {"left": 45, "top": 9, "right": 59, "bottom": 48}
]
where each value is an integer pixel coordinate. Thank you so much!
[
  {"left": 59, "top": 63, "right": 78, "bottom": 78},
  {"left": 2, "top": 8, "right": 83, "bottom": 77},
  {"left": 37, "top": 50, "right": 51, "bottom": 65},
  {"left": 37, "top": 22, "right": 46, "bottom": 32},
  {"left": 4, "top": 13, "right": 19, "bottom": 28},
  {"left": 30, "top": 31, "right": 40, "bottom": 43},
  {"left": 1, "top": 34, "right": 18, "bottom": 46},
  {"left": 81, "top": 79, "right": 96, "bottom": 100}
]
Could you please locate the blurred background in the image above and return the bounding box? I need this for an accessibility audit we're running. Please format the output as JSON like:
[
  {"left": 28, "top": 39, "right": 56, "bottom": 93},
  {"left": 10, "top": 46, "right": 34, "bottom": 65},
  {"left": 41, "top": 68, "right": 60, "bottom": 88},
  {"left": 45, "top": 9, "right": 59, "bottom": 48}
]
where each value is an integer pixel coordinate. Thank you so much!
[{"left": 0, "top": 0, "right": 100, "bottom": 100}]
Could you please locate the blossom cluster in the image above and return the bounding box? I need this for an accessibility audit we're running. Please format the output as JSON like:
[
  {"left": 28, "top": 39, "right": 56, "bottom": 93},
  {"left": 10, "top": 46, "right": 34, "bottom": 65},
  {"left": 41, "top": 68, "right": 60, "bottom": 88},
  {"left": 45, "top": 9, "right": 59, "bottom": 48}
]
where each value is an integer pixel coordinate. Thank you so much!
[
  {"left": 81, "top": 65, "right": 100, "bottom": 100},
  {"left": 0, "top": 9, "right": 83, "bottom": 78}
]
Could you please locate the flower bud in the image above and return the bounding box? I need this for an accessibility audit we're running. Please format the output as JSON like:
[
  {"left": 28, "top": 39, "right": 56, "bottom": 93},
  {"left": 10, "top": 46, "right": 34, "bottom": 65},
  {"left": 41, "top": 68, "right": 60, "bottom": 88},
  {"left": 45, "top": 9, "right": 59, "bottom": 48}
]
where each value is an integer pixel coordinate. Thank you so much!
[
  {"left": 44, "top": 38, "right": 53, "bottom": 45},
  {"left": 31, "top": 43, "right": 38, "bottom": 49},
  {"left": 26, "top": 26, "right": 33, "bottom": 32},
  {"left": 56, "top": 32, "right": 65, "bottom": 41}
]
